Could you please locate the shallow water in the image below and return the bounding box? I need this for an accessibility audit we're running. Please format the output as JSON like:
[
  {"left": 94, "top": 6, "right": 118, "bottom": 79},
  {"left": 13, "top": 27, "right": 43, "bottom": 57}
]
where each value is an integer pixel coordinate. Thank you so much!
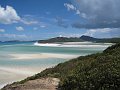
[{"left": 0, "top": 41, "right": 112, "bottom": 88}]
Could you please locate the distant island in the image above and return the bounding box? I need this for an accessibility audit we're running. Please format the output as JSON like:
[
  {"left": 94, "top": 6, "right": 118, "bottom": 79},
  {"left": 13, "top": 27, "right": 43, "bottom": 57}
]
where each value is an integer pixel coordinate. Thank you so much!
[
  {"left": 38, "top": 35, "right": 120, "bottom": 43},
  {"left": 2, "top": 43, "right": 120, "bottom": 90}
]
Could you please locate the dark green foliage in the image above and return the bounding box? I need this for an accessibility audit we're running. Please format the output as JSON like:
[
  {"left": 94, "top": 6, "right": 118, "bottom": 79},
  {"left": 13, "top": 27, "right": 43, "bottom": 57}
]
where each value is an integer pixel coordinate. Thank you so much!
[
  {"left": 80, "top": 35, "right": 100, "bottom": 42},
  {"left": 38, "top": 37, "right": 84, "bottom": 43},
  {"left": 59, "top": 43, "right": 120, "bottom": 90}
]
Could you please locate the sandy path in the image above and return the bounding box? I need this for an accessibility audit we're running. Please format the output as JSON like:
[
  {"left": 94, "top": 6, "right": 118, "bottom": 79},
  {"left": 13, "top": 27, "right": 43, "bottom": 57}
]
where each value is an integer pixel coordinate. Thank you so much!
[{"left": 2, "top": 77, "right": 60, "bottom": 90}]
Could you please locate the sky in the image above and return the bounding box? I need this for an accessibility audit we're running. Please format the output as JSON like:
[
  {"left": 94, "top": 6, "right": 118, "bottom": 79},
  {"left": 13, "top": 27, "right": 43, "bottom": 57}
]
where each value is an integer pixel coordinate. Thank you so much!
[{"left": 0, "top": 0, "right": 120, "bottom": 41}]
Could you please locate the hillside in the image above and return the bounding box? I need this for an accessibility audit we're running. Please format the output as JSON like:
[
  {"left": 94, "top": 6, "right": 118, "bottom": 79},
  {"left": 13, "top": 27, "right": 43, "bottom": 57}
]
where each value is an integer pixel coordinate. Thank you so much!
[
  {"left": 80, "top": 35, "right": 100, "bottom": 42},
  {"left": 81, "top": 35, "right": 120, "bottom": 43},
  {"left": 2, "top": 43, "right": 120, "bottom": 90},
  {"left": 38, "top": 35, "right": 120, "bottom": 43},
  {"left": 38, "top": 37, "right": 84, "bottom": 43}
]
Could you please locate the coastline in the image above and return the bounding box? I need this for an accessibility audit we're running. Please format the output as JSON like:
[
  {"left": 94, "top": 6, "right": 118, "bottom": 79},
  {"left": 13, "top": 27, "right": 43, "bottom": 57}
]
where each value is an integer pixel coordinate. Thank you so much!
[
  {"left": 0, "top": 42, "right": 114, "bottom": 89},
  {"left": 2, "top": 43, "right": 120, "bottom": 90},
  {"left": 0, "top": 53, "right": 80, "bottom": 89}
]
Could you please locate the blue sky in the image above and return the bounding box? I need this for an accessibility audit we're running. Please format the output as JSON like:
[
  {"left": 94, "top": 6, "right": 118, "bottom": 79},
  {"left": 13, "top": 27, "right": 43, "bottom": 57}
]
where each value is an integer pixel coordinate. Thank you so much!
[{"left": 0, "top": 0, "right": 120, "bottom": 41}]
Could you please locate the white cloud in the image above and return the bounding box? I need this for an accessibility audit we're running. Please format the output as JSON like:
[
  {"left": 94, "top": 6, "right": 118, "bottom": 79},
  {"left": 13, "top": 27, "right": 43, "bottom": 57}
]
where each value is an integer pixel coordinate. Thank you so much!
[
  {"left": 64, "top": 3, "right": 76, "bottom": 11},
  {"left": 57, "top": 32, "right": 82, "bottom": 38},
  {"left": 76, "top": 10, "right": 80, "bottom": 15},
  {"left": 0, "top": 34, "right": 27, "bottom": 39},
  {"left": 0, "top": 29, "right": 5, "bottom": 32},
  {"left": 64, "top": 3, "right": 87, "bottom": 18},
  {"left": 0, "top": 5, "right": 20, "bottom": 24},
  {"left": 20, "top": 15, "right": 40, "bottom": 25},
  {"left": 84, "top": 28, "right": 112, "bottom": 37},
  {"left": 16, "top": 26, "right": 24, "bottom": 31},
  {"left": 70, "top": 0, "right": 120, "bottom": 29},
  {"left": 21, "top": 19, "right": 39, "bottom": 25}
]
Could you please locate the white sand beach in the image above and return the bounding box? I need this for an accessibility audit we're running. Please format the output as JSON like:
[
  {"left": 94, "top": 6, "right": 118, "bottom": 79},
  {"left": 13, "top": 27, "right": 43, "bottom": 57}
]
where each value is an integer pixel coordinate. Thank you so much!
[
  {"left": 9, "top": 53, "right": 80, "bottom": 60},
  {"left": 0, "top": 66, "right": 50, "bottom": 88},
  {"left": 0, "top": 52, "right": 80, "bottom": 88}
]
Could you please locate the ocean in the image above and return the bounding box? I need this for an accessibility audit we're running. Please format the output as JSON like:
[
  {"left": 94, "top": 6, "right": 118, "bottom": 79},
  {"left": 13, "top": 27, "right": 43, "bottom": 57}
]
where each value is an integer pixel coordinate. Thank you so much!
[{"left": 0, "top": 41, "right": 112, "bottom": 88}]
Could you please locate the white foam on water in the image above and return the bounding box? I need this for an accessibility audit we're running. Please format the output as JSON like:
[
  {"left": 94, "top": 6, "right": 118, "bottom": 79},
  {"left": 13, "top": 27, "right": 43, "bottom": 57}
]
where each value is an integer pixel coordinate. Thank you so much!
[
  {"left": 34, "top": 42, "right": 61, "bottom": 47},
  {"left": 34, "top": 42, "right": 113, "bottom": 48}
]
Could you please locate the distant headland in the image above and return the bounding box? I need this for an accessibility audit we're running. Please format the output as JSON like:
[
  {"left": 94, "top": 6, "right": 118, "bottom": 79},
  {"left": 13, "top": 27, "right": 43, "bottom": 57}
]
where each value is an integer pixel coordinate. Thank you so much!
[{"left": 38, "top": 35, "right": 120, "bottom": 43}]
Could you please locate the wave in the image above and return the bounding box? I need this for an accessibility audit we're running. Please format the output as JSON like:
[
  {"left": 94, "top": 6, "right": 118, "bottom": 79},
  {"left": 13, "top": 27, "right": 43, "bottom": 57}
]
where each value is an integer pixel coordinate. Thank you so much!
[
  {"left": 34, "top": 42, "right": 61, "bottom": 47},
  {"left": 34, "top": 42, "right": 113, "bottom": 48}
]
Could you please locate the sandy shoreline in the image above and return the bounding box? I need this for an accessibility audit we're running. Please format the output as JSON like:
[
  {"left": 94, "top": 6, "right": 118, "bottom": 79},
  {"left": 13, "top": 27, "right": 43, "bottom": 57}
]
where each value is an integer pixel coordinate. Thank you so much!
[
  {"left": 0, "top": 53, "right": 80, "bottom": 88},
  {"left": 9, "top": 53, "right": 80, "bottom": 60},
  {"left": 0, "top": 66, "right": 52, "bottom": 89}
]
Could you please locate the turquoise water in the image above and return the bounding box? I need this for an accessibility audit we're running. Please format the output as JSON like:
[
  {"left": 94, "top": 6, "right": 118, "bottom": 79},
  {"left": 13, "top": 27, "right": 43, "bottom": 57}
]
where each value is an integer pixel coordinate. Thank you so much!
[
  {"left": 0, "top": 42, "right": 107, "bottom": 54},
  {"left": 0, "top": 41, "right": 111, "bottom": 68},
  {"left": 0, "top": 42, "right": 112, "bottom": 87}
]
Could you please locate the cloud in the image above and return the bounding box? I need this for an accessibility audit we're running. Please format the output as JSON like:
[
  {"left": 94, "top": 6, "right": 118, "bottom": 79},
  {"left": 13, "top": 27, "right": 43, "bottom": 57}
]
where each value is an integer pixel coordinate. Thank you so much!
[
  {"left": 64, "top": 3, "right": 76, "bottom": 11},
  {"left": 64, "top": 3, "right": 86, "bottom": 17},
  {"left": 0, "top": 34, "right": 27, "bottom": 39},
  {"left": 0, "top": 5, "right": 20, "bottom": 24},
  {"left": 66, "top": 0, "right": 120, "bottom": 29},
  {"left": 20, "top": 15, "right": 48, "bottom": 28},
  {"left": 16, "top": 26, "right": 24, "bottom": 31},
  {"left": 21, "top": 19, "right": 39, "bottom": 25},
  {"left": 72, "top": 21, "right": 120, "bottom": 29},
  {"left": 0, "top": 29, "right": 5, "bottom": 32},
  {"left": 84, "top": 28, "right": 111, "bottom": 36},
  {"left": 84, "top": 28, "right": 120, "bottom": 38},
  {"left": 20, "top": 15, "right": 41, "bottom": 26}
]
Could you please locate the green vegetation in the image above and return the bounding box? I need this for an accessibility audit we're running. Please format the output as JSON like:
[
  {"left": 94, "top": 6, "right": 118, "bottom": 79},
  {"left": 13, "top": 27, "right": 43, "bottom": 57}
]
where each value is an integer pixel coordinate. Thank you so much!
[
  {"left": 80, "top": 35, "right": 120, "bottom": 43},
  {"left": 98, "top": 38, "right": 120, "bottom": 43},
  {"left": 38, "top": 37, "right": 84, "bottom": 43},
  {"left": 59, "top": 43, "right": 120, "bottom": 90},
  {"left": 2, "top": 43, "right": 120, "bottom": 90}
]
